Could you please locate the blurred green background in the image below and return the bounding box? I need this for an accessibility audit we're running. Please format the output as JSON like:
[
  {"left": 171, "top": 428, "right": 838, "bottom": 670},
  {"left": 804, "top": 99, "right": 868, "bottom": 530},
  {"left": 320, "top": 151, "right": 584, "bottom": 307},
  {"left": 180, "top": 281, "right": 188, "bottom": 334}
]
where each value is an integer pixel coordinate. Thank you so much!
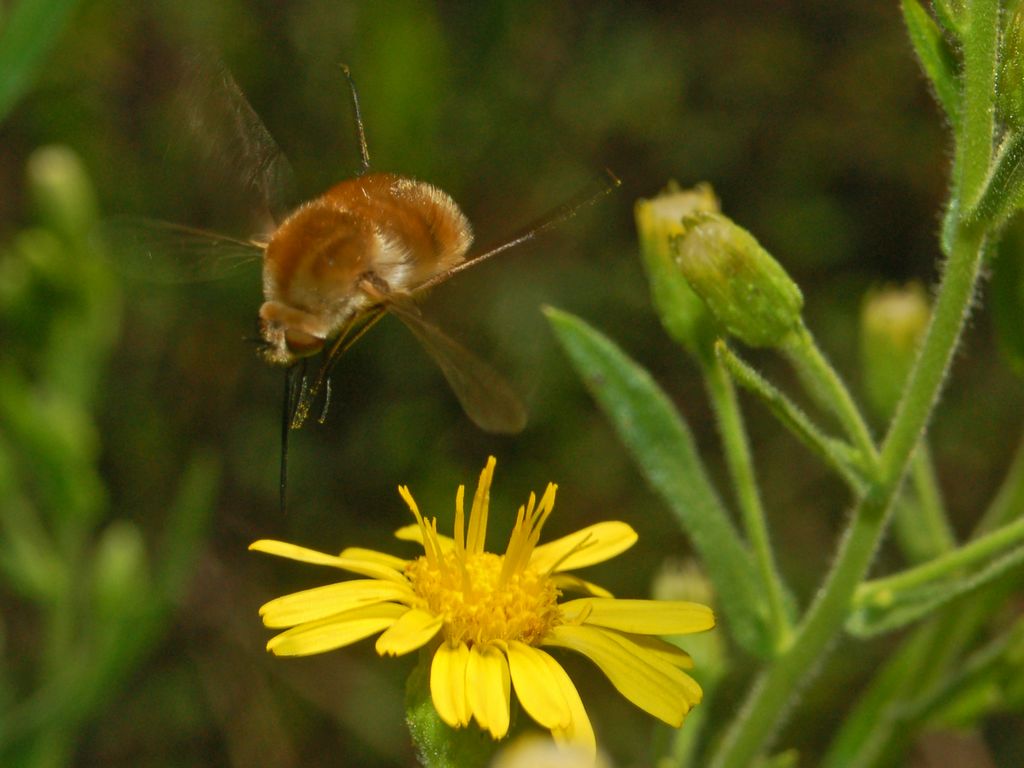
[{"left": 1, "top": 1, "right": 1021, "bottom": 766}]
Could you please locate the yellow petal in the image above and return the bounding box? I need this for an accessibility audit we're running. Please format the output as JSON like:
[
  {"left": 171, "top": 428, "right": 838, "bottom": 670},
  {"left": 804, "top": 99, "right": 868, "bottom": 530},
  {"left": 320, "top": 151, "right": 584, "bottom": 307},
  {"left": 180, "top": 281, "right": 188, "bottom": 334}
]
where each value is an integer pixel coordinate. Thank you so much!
[
  {"left": 545, "top": 660, "right": 596, "bottom": 758},
  {"left": 374, "top": 608, "right": 443, "bottom": 656},
  {"left": 505, "top": 641, "right": 571, "bottom": 730},
  {"left": 431, "top": 642, "right": 471, "bottom": 727},
  {"left": 337, "top": 546, "right": 408, "bottom": 571},
  {"left": 545, "top": 624, "right": 702, "bottom": 727},
  {"left": 466, "top": 644, "right": 511, "bottom": 739},
  {"left": 618, "top": 632, "right": 694, "bottom": 669},
  {"left": 259, "top": 579, "right": 415, "bottom": 628},
  {"left": 529, "top": 522, "right": 637, "bottom": 573},
  {"left": 250, "top": 540, "right": 406, "bottom": 584},
  {"left": 394, "top": 524, "right": 455, "bottom": 551},
  {"left": 560, "top": 598, "right": 715, "bottom": 635},
  {"left": 551, "top": 574, "right": 614, "bottom": 598},
  {"left": 266, "top": 603, "right": 406, "bottom": 656}
]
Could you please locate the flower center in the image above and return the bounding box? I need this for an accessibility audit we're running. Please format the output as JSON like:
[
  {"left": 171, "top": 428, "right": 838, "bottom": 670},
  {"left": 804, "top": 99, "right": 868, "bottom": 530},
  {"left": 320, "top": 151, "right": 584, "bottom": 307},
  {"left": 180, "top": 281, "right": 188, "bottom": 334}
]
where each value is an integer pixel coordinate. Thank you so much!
[{"left": 407, "top": 550, "right": 561, "bottom": 646}]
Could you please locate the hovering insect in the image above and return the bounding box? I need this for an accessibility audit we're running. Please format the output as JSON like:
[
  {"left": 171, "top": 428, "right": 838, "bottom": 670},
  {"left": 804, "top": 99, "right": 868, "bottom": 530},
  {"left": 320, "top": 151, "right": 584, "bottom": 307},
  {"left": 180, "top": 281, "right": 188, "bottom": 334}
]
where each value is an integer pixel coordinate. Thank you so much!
[{"left": 114, "top": 61, "right": 617, "bottom": 507}]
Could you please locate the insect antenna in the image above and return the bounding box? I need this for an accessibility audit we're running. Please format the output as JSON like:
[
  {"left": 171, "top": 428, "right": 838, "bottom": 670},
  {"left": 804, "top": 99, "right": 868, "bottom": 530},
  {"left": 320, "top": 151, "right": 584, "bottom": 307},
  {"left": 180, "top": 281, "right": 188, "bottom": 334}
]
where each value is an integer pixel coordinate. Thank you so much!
[
  {"left": 340, "top": 64, "right": 371, "bottom": 175},
  {"left": 413, "top": 168, "right": 621, "bottom": 295}
]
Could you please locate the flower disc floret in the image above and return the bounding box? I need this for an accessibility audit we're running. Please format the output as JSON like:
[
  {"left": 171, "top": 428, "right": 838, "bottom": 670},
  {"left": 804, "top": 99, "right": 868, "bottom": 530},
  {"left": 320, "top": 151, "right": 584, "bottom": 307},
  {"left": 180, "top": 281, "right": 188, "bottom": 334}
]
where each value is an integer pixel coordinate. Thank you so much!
[{"left": 407, "top": 550, "right": 561, "bottom": 646}]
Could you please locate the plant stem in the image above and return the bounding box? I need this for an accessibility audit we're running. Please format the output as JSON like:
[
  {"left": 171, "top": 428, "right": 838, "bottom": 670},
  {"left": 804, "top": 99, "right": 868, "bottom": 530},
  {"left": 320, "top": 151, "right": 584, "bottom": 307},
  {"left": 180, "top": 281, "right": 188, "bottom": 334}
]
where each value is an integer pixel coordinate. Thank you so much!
[
  {"left": 909, "top": 444, "right": 956, "bottom": 554},
  {"left": 975, "top": 431, "right": 1024, "bottom": 536},
  {"left": 785, "top": 325, "right": 879, "bottom": 471},
  {"left": 823, "top": 433, "right": 1024, "bottom": 767},
  {"left": 906, "top": 618, "right": 1024, "bottom": 724},
  {"left": 957, "top": 0, "right": 999, "bottom": 210},
  {"left": 821, "top": 626, "right": 939, "bottom": 768},
  {"left": 707, "top": 216, "right": 988, "bottom": 768},
  {"left": 716, "top": 342, "right": 866, "bottom": 493},
  {"left": 857, "top": 516, "right": 1024, "bottom": 604},
  {"left": 704, "top": 356, "right": 793, "bottom": 650}
]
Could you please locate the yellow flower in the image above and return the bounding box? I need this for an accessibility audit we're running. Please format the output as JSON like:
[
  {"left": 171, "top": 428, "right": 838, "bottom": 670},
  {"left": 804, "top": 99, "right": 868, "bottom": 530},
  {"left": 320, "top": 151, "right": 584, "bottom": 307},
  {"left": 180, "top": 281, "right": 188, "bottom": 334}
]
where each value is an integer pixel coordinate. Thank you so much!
[{"left": 251, "top": 457, "right": 715, "bottom": 755}]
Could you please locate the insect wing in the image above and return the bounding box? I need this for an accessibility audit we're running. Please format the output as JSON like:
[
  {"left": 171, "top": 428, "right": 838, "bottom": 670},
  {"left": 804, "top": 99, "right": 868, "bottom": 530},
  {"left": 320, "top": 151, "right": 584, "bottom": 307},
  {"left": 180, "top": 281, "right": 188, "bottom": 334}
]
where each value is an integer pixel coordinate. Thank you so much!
[
  {"left": 100, "top": 216, "right": 264, "bottom": 284},
  {"left": 384, "top": 296, "right": 527, "bottom": 434},
  {"left": 179, "top": 52, "right": 298, "bottom": 227}
]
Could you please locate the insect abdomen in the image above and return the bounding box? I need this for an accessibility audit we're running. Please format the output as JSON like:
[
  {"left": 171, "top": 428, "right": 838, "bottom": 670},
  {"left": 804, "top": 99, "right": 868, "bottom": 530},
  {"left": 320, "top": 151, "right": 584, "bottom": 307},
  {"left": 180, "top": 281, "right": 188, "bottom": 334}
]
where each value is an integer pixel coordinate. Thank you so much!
[{"left": 323, "top": 173, "right": 473, "bottom": 287}]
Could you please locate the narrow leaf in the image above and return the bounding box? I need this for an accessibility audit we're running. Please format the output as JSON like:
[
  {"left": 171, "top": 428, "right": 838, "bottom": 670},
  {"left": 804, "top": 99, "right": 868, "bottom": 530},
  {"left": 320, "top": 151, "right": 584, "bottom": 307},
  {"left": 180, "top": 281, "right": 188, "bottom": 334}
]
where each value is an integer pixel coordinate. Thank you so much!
[
  {"left": 901, "top": 0, "right": 961, "bottom": 130},
  {"left": 0, "top": 0, "right": 82, "bottom": 123},
  {"left": 847, "top": 545, "right": 1024, "bottom": 637},
  {"left": 545, "top": 306, "right": 773, "bottom": 656},
  {"left": 968, "top": 129, "right": 1024, "bottom": 225}
]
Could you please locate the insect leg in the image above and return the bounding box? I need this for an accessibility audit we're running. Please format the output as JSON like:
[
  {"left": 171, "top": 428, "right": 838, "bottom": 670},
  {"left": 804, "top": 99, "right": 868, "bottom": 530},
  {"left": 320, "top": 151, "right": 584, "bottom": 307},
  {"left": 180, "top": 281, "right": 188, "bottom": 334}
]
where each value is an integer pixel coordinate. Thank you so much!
[{"left": 311, "top": 306, "right": 388, "bottom": 425}]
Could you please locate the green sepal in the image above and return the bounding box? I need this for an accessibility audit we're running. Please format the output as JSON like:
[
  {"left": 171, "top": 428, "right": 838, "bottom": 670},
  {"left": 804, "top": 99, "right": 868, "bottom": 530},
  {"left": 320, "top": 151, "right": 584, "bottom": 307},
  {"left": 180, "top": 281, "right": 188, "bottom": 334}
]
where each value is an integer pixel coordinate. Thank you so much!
[
  {"left": 405, "top": 650, "right": 501, "bottom": 768},
  {"left": 674, "top": 213, "right": 803, "bottom": 349}
]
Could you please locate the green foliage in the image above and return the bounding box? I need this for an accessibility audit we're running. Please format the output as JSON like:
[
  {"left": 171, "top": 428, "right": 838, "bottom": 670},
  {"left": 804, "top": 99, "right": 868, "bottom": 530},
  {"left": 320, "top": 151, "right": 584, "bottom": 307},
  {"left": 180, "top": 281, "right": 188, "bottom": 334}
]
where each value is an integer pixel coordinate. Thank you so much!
[
  {"left": 991, "top": 220, "right": 1024, "bottom": 374},
  {"left": 2, "top": 1, "right": 1024, "bottom": 766},
  {"left": 0, "top": 148, "right": 219, "bottom": 767},
  {"left": 551, "top": 1, "right": 1024, "bottom": 764},
  {"left": 544, "top": 307, "right": 774, "bottom": 658},
  {"left": 0, "top": 0, "right": 81, "bottom": 123},
  {"left": 901, "top": 0, "right": 961, "bottom": 129}
]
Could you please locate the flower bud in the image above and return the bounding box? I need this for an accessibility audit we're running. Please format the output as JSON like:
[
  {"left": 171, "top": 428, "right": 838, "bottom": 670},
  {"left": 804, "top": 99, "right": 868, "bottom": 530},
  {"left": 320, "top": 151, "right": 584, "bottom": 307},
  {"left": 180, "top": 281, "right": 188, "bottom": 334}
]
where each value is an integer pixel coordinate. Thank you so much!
[
  {"left": 651, "top": 559, "right": 727, "bottom": 689},
  {"left": 635, "top": 183, "right": 720, "bottom": 363},
  {"left": 491, "top": 735, "right": 612, "bottom": 768},
  {"left": 673, "top": 212, "right": 804, "bottom": 348},
  {"left": 92, "top": 520, "right": 149, "bottom": 620},
  {"left": 999, "top": 1, "right": 1024, "bottom": 129},
  {"left": 860, "top": 284, "right": 931, "bottom": 419},
  {"left": 27, "top": 145, "right": 98, "bottom": 243}
]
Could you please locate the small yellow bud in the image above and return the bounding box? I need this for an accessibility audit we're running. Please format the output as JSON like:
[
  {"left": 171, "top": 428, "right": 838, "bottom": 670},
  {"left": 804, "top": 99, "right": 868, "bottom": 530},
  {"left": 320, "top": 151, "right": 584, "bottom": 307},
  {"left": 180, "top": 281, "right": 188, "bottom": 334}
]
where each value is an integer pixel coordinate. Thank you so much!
[
  {"left": 27, "top": 146, "right": 98, "bottom": 242},
  {"left": 673, "top": 212, "right": 804, "bottom": 348},
  {"left": 651, "top": 557, "right": 715, "bottom": 605},
  {"left": 491, "top": 735, "right": 612, "bottom": 768},
  {"left": 635, "top": 183, "right": 720, "bottom": 362},
  {"left": 860, "top": 284, "right": 931, "bottom": 419},
  {"left": 651, "top": 559, "right": 727, "bottom": 688},
  {"left": 92, "top": 520, "right": 149, "bottom": 620}
]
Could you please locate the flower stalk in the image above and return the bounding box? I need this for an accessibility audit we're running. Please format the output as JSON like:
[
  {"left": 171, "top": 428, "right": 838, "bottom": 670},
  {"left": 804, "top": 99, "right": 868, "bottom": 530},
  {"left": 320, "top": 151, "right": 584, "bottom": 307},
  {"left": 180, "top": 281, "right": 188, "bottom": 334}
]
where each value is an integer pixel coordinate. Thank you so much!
[{"left": 708, "top": 212, "right": 989, "bottom": 768}]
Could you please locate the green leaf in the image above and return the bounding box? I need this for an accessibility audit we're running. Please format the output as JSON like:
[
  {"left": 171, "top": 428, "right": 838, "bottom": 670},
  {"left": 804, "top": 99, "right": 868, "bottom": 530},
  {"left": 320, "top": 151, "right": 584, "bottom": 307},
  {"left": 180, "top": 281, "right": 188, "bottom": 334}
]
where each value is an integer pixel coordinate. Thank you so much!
[
  {"left": 847, "top": 544, "right": 1024, "bottom": 637},
  {"left": 968, "top": 129, "right": 1024, "bottom": 225},
  {"left": 991, "top": 221, "right": 1024, "bottom": 375},
  {"left": 545, "top": 307, "right": 773, "bottom": 657},
  {"left": 900, "top": 0, "right": 961, "bottom": 130},
  {"left": 909, "top": 621, "right": 1024, "bottom": 728},
  {"left": 0, "top": 0, "right": 82, "bottom": 124},
  {"left": 155, "top": 453, "right": 220, "bottom": 598}
]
